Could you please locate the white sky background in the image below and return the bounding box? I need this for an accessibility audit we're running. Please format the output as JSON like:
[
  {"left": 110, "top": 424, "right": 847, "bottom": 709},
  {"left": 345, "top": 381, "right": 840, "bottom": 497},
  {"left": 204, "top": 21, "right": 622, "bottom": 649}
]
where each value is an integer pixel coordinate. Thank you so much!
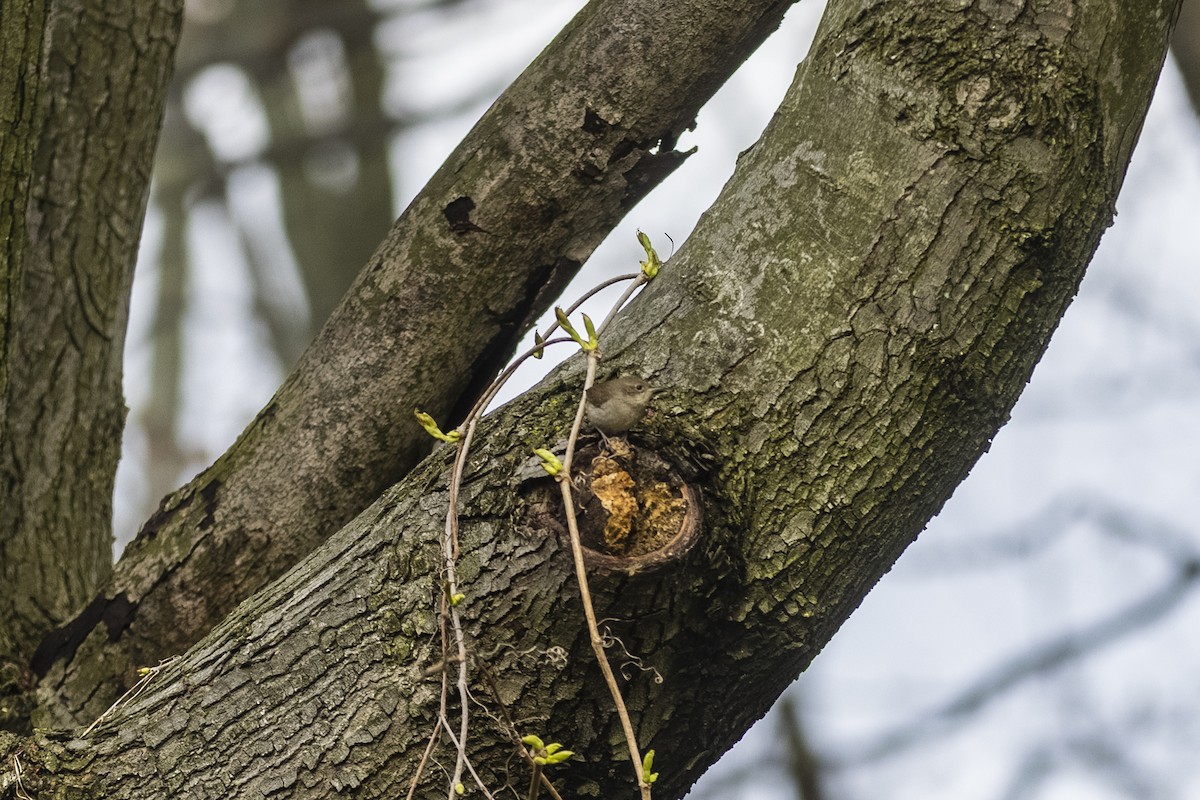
[{"left": 118, "top": 1, "right": 1200, "bottom": 798}]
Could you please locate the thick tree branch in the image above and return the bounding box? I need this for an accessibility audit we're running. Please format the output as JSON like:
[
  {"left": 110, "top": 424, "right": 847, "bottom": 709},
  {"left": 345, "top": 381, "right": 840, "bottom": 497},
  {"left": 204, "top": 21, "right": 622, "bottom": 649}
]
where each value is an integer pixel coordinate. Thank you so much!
[
  {"left": 8, "top": 0, "right": 1178, "bottom": 796},
  {"left": 32, "top": 0, "right": 798, "bottom": 727}
]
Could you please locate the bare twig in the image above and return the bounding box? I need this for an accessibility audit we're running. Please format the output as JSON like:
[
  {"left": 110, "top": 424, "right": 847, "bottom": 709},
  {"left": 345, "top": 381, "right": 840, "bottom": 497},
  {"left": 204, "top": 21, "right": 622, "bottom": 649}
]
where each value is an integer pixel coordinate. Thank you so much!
[
  {"left": 410, "top": 238, "right": 657, "bottom": 798},
  {"left": 594, "top": 275, "right": 648, "bottom": 338},
  {"left": 556, "top": 349, "right": 651, "bottom": 799},
  {"left": 405, "top": 720, "right": 443, "bottom": 800},
  {"left": 6, "top": 754, "right": 34, "bottom": 800},
  {"left": 430, "top": 332, "right": 581, "bottom": 799},
  {"left": 475, "top": 658, "right": 567, "bottom": 800},
  {"left": 438, "top": 719, "right": 500, "bottom": 800},
  {"left": 407, "top": 631, "right": 450, "bottom": 800},
  {"left": 543, "top": 251, "right": 656, "bottom": 797},
  {"left": 81, "top": 656, "right": 180, "bottom": 737},
  {"left": 527, "top": 760, "right": 545, "bottom": 800}
]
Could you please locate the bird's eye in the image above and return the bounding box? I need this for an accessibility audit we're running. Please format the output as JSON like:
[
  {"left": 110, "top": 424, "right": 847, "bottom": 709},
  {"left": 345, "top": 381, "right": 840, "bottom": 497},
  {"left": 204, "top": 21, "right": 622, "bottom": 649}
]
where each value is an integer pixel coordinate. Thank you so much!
[{"left": 634, "top": 383, "right": 644, "bottom": 391}]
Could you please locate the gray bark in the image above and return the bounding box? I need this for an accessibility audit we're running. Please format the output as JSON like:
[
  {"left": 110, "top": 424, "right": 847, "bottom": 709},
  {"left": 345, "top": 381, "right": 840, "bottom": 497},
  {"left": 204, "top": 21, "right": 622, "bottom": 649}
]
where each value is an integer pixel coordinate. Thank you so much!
[
  {"left": 30, "top": 0, "right": 800, "bottom": 729},
  {"left": 0, "top": 0, "right": 182, "bottom": 730},
  {"left": 5, "top": 0, "right": 1178, "bottom": 796}
]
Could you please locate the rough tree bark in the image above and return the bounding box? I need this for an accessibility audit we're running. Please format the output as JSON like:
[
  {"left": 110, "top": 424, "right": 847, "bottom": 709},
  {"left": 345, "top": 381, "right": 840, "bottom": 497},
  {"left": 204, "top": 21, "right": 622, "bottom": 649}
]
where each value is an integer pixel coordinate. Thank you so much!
[
  {"left": 0, "top": 0, "right": 183, "bottom": 730},
  {"left": 27, "top": 0, "right": 801, "bottom": 729},
  {"left": 0, "top": 0, "right": 1177, "bottom": 796}
]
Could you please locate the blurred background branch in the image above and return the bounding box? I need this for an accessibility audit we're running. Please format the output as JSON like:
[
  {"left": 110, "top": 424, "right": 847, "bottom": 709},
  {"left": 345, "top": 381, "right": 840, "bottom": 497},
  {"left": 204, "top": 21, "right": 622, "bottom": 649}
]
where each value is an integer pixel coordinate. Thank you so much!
[{"left": 123, "top": 0, "right": 521, "bottom": 530}]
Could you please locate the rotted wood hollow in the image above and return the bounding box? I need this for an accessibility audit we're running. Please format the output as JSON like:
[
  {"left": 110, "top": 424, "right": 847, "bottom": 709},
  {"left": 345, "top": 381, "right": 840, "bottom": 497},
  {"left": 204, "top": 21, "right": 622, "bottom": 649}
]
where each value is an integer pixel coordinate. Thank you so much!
[{"left": 562, "top": 440, "right": 702, "bottom": 575}]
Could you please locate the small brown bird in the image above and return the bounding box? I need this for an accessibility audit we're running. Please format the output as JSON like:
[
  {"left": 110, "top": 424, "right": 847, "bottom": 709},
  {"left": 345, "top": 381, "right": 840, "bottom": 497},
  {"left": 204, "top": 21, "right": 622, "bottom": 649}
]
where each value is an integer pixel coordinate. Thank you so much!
[{"left": 585, "top": 376, "right": 655, "bottom": 441}]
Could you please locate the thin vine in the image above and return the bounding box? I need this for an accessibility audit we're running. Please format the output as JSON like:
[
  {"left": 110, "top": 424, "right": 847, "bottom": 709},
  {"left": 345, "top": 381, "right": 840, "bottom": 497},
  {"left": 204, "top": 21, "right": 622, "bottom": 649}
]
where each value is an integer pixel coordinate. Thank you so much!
[{"left": 410, "top": 232, "right": 664, "bottom": 799}]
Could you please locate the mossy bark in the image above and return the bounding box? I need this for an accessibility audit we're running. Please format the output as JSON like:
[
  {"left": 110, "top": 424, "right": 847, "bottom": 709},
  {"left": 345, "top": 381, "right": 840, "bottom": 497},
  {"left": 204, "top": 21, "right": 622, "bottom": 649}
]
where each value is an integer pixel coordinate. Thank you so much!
[
  {"left": 30, "top": 0, "right": 800, "bottom": 727},
  {"left": 4, "top": 0, "right": 1177, "bottom": 795}
]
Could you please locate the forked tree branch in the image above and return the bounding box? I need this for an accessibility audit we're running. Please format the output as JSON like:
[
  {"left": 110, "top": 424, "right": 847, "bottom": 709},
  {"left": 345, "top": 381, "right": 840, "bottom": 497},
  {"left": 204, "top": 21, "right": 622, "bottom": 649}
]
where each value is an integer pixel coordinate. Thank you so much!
[
  {"left": 7, "top": 2, "right": 1179, "bottom": 798},
  {"left": 31, "top": 0, "right": 798, "bottom": 727}
]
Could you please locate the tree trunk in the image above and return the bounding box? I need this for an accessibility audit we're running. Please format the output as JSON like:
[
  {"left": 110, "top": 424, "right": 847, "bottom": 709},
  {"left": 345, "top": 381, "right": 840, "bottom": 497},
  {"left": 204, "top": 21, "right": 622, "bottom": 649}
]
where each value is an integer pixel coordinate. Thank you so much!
[
  {"left": 0, "top": 0, "right": 182, "bottom": 731},
  {"left": 3, "top": 0, "right": 1177, "bottom": 796}
]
